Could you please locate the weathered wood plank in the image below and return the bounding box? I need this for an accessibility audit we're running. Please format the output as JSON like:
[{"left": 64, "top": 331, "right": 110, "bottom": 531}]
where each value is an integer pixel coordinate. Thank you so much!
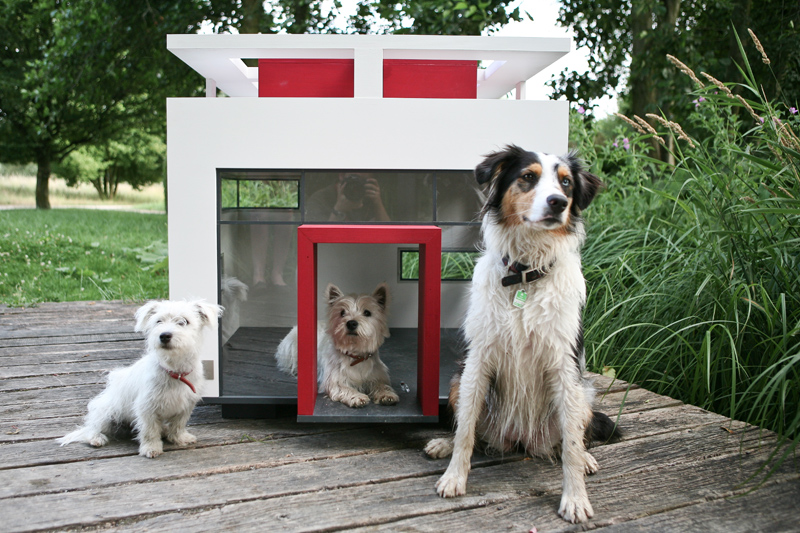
[
  {"left": 342, "top": 442, "right": 798, "bottom": 533},
  {"left": 592, "top": 475, "right": 800, "bottom": 533},
  {"left": 0, "top": 300, "right": 795, "bottom": 533},
  {"left": 0, "top": 417, "right": 365, "bottom": 470},
  {"left": 0, "top": 341, "right": 142, "bottom": 362},
  {"left": 0, "top": 360, "right": 131, "bottom": 381},
  {"left": 0, "top": 409, "right": 768, "bottom": 530},
  {"left": 91, "top": 427, "right": 788, "bottom": 533},
  {"left": 0, "top": 372, "right": 106, "bottom": 393},
  {"left": 0, "top": 425, "right": 446, "bottom": 500},
  {"left": 1, "top": 331, "right": 143, "bottom": 348},
  {"left": 0, "top": 406, "right": 233, "bottom": 444}
]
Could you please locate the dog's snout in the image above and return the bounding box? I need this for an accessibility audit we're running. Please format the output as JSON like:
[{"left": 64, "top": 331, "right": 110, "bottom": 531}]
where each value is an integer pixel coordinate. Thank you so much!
[
  {"left": 346, "top": 320, "right": 359, "bottom": 332},
  {"left": 547, "top": 194, "right": 568, "bottom": 214},
  {"left": 160, "top": 332, "right": 172, "bottom": 345}
]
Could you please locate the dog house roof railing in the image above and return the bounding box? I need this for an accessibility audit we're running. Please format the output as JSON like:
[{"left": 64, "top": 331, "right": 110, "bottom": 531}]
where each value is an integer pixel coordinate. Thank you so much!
[{"left": 166, "top": 34, "right": 571, "bottom": 99}]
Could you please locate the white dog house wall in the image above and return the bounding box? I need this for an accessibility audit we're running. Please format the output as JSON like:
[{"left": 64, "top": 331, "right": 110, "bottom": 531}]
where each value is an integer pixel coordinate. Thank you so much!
[{"left": 166, "top": 34, "right": 571, "bottom": 421}]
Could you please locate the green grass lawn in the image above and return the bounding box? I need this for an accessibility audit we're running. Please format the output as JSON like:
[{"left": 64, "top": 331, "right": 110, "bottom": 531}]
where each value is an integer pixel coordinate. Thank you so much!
[{"left": 0, "top": 209, "right": 169, "bottom": 306}]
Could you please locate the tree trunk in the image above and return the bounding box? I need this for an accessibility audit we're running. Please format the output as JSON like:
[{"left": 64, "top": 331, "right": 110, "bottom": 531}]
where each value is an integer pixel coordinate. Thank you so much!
[
  {"left": 35, "top": 153, "right": 51, "bottom": 209},
  {"left": 630, "top": 2, "right": 661, "bottom": 160}
]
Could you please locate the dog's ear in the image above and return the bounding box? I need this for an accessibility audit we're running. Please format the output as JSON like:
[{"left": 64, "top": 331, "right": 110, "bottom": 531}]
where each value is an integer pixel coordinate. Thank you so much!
[
  {"left": 574, "top": 169, "right": 603, "bottom": 210},
  {"left": 565, "top": 152, "right": 604, "bottom": 211},
  {"left": 193, "top": 301, "right": 224, "bottom": 327},
  {"left": 326, "top": 284, "right": 343, "bottom": 306},
  {"left": 134, "top": 301, "right": 161, "bottom": 333},
  {"left": 372, "top": 283, "right": 389, "bottom": 310},
  {"left": 474, "top": 144, "right": 526, "bottom": 186}
]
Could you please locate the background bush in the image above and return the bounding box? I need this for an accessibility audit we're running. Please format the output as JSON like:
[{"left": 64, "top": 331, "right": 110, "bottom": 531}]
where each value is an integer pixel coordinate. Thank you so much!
[{"left": 576, "top": 37, "right": 799, "bottom": 469}]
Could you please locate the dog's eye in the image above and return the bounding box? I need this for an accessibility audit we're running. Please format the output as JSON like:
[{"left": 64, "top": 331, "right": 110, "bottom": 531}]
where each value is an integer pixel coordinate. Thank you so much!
[
  {"left": 364, "top": 310, "right": 371, "bottom": 317},
  {"left": 522, "top": 173, "right": 535, "bottom": 181},
  {"left": 561, "top": 178, "right": 571, "bottom": 187},
  {"left": 340, "top": 310, "right": 345, "bottom": 317},
  {"left": 176, "top": 318, "right": 188, "bottom": 326}
]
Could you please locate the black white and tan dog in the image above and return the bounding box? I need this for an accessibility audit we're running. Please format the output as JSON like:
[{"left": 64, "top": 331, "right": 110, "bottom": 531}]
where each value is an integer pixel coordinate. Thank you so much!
[{"left": 425, "top": 145, "right": 620, "bottom": 523}]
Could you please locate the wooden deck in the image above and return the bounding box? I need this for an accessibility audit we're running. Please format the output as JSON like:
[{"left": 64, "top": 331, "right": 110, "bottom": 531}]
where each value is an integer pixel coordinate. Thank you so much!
[{"left": 1, "top": 300, "right": 798, "bottom": 532}]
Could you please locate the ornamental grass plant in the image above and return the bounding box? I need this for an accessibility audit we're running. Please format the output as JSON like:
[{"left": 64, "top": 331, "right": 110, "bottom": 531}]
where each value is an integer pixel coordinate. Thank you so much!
[{"left": 577, "top": 31, "right": 799, "bottom": 477}]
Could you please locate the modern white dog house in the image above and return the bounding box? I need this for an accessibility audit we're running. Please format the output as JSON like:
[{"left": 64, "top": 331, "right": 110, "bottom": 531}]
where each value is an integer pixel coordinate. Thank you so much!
[{"left": 166, "top": 34, "right": 571, "bottom": 421}]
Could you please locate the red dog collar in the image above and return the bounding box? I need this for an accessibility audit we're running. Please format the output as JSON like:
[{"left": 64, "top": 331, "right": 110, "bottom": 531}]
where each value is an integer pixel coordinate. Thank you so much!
[{"left": 162, "top": 367, "right": 197, "bottom": 393}]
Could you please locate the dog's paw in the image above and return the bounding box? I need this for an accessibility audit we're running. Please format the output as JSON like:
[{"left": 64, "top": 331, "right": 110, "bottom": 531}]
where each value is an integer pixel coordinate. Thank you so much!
[
  {"left": 374, "top": 390, "right": 399, "bottom": 405},
  {"left": 139, "top": 442, "right": 164, "bottom": 458},
  {"left": 344, "top": 393, "right": 370, "bottom": 408},
  {"left": 583, "top": 451, "right": 599, "bottom": 475},
  {"left": 558, "top": 493, "right": 594, "bottom": 523},
  {"left": 168, "top": 431, "right": 197, "bottom": 447},
  {"left": 88, "top": 434, "right": 109, "bottom": 447},
  {"left": 435, "top": 471, "right": 467, "bottom": 498},
  {"left": 424, "top": 438, "right": 454, "bottom": 459}
]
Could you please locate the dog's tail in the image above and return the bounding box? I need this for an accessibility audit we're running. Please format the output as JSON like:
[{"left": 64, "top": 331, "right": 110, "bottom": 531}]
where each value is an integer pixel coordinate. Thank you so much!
[
  {"left": 274, "top": 326, "right": 299, "bottom": 377},
  {"left": 57, "top": 426, "right": 91, "bottom": 446},
  {"left": 586, "top": 411, "right": 622, "bottom": 445}
]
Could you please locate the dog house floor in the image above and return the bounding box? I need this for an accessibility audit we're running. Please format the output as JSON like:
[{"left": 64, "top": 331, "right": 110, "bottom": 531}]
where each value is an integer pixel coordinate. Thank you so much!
[{"left": 219, "top": 327, "right": 463, "bottom": 421}]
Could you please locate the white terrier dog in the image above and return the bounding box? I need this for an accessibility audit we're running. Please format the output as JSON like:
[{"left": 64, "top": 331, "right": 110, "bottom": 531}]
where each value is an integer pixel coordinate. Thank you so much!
[
  {"left": 275, "top": 283, "right": 399, "bottom": 408},
  {"left": 58, "top": 300, "right": 223, "bottom": 458}
]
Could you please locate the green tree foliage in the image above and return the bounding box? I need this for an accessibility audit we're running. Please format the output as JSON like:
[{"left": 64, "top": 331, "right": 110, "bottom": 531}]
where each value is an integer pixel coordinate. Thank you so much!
[
  {"left": 1, "top": 0, "right": 520, "bottom": 209},
  {"left": 56, "top": 128, "right": 165, "bottom": 200},
  {"left": 0, "top": 0, "right": 218, "bottom": 209},
  {"left": 347, "top": 0, "right": 523, "bottom": 35},
  {"left": 552, "top": 0, "right": 800, "bottom": 149}
]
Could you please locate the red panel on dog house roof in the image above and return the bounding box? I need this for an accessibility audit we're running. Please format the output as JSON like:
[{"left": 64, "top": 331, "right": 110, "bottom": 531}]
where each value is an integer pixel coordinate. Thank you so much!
[
  {"left": 258, "top": 59, "right": 355, "bottom": 98},
  {"left": 258, "top": 59, "right": 477, "bottom": 99}
]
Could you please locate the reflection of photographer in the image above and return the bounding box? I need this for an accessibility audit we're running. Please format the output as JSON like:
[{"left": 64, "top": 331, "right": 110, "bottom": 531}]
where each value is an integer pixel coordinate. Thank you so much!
[{"left": 309, "top": 173, "right": 390, "bottom": 222}]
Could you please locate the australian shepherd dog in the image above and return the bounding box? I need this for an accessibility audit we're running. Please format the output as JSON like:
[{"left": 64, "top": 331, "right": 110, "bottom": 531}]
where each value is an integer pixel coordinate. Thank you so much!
[{"left": 425, "top": 145, "right": 621, "bottom": 523}]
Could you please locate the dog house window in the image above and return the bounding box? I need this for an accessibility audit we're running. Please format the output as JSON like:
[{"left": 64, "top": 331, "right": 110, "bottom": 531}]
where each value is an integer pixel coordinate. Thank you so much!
[
  {"left": 400, "top": 249, "right": 479, "bottom": 281},
  {"left": 304, "top": 171, "right": 433, "bottom": 223},
  {"left": 221, "top": 177, "right": 299, "bottom": 209},
  {"left": 216, "top": 168, "right": 481, "bottom": 403}
]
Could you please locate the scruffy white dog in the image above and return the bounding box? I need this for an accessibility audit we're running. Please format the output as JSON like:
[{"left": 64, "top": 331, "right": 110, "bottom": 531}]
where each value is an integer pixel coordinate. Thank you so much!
[
  {"left": 275, "top": 283, "right": 399, "bottom": 408},
  {"left": 58, "top": 300, "right": 223, "bottom": 458}
]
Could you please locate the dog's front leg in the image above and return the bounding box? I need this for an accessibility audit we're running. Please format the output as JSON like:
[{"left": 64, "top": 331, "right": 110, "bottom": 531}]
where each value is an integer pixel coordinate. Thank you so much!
[
  {"left": 555, "top": 375, "right": 596, "bottom": 523},
  {"left": 164, "top": 410, "right": 196, "bottom": 447},
  {"left": 436, "top": 348, "right": 492, "bottom": 497},
  {"left": 134, "top": 410, "right": 164, "bottom": 458},
  {"left": 370, "top": 364, "right": 399, "bottom": 405},
  {"left": 327, "top": 383, "right": 371, "bottom": 408}
]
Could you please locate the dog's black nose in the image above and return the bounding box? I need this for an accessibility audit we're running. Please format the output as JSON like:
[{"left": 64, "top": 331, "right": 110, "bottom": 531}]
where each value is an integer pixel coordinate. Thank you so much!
[
  {"left": 346, "top": 320, "right": 359, "bottom": 332},
  {"left": 160, "top": 332, "right": 172, "bottom": 345},
  {"left": 547, "top": 194, "right": 568, "bottom": 214}
]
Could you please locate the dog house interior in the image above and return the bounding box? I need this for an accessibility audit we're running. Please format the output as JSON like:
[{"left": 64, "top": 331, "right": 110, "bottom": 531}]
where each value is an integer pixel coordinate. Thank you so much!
[{"left": 166, "top": 34, "right": 570, "bottom": 421}]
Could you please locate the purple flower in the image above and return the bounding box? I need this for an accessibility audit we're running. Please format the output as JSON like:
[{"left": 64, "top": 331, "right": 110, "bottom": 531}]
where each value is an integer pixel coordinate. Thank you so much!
[
  {"left": 577, "top": 105, "right": 586, "bottom": 114},
  {"left": 612, "top": 142, "right": 618, "bottom": 148},
  {"left": 692, "top": 96, "right": 706, "bottom": 108},
  {"left": 622, "top": 137, "right": 630, "bottom": 151},
  {"left": 790, "top": 107, "right": 798, "bottom": 115}
]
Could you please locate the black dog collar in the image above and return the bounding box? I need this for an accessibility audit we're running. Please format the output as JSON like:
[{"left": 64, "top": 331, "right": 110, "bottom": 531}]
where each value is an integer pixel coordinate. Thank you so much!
[{"left": 501, "top": 257, "right": 553, "bottom": 287}]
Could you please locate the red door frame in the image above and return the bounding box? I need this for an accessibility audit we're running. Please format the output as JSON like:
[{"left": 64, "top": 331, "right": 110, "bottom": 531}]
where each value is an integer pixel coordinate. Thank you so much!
[{"left": 296, "top": 225, "right": 442, "bottom": 417}]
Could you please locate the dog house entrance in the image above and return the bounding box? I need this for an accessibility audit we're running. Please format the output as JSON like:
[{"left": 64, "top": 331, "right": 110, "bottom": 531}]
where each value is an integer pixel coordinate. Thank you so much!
[{"left": 217, "top": 168, "right": 481, "bottom": 421}]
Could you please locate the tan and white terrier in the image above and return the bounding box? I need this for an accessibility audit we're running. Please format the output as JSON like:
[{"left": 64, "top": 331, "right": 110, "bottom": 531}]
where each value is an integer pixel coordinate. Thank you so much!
[{"left": 275, "top": 283, "right": 399, "bottom": 408}]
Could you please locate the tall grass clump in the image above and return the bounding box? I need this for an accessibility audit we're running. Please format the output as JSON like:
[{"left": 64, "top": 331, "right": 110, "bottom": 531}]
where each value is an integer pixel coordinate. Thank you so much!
[{"left": 577, "top": 31, "right": 799, "bottom": 468}]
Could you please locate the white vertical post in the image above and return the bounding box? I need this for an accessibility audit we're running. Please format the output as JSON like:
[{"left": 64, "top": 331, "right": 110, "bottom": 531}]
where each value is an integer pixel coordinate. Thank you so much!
[
  {"left": 515, "top": 80, "right": 527, "bottom": 100},
  {"left": 353, "top": 47, "right": 383, "bottom": 98},
  {"left": 206, "top": 78, "right": 217, "bottom": 98}
]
